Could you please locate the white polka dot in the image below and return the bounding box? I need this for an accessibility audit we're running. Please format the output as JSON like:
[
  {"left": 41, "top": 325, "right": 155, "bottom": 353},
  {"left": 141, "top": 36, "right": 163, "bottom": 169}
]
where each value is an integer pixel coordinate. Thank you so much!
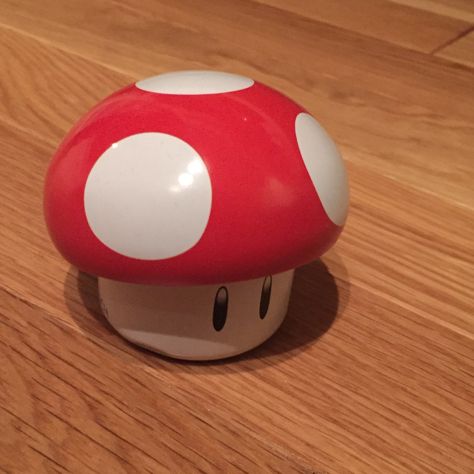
[
  {"left": 136, "top": 71, "right": 254, "bottom": 95},
  {"left": 295, "top": 113, "right": 349, "bottom": 226},
  {"left": 84, "top": 133, "right": 212, "bottom": 260}
]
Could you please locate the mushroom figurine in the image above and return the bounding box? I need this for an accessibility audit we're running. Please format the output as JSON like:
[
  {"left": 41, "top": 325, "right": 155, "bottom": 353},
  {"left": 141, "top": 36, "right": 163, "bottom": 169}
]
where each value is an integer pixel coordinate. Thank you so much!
[{"left": 44, "top": 71, "right": 348, "bottom": 360}]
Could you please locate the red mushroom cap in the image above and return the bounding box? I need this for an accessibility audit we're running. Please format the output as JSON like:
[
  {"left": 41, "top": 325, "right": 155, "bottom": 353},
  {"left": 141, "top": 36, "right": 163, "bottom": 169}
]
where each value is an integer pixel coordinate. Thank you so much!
[{"left": 44, "top": 71, "right": 348, "bottom": 285}]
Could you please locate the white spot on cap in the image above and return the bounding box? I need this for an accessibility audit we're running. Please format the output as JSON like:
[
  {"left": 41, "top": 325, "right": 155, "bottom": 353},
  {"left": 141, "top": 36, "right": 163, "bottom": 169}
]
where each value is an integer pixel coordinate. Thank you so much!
[
  {"left": 136, "top": 70, "right": 254, "bottom": 95},
  {"left": 84, "top": 133, "right": 212, "bottom": 260},
  {"left": 295, "top": 113, "right": 349, "bottom": 226}
]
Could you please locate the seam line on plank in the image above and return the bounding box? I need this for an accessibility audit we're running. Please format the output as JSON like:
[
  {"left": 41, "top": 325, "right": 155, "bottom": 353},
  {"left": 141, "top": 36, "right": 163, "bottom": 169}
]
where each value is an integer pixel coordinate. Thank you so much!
[{"left": 430, "top": 25, "right": 474, "bottom": 55}]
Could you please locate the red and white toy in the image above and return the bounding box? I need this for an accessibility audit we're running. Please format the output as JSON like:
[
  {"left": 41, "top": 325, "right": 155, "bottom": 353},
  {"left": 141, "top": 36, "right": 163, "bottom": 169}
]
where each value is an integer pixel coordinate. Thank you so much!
[{"left": 44, "top": 70, "right": 349, "bottom": 360}]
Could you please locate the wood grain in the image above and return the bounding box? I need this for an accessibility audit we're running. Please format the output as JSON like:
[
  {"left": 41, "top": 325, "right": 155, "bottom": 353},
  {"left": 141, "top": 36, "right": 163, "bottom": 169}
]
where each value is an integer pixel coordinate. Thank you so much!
[
  {"left": 0, "top": 290, "right": 311, "bottom": 474},
  {"left": 391, "top": 0, "right": 474, "bottom": 22},
  {"left": 253, "top": 0, "right": 471, "bottom": 52},
  {"left": 0, "top": 0, "right": 473, "bottom": 472}
]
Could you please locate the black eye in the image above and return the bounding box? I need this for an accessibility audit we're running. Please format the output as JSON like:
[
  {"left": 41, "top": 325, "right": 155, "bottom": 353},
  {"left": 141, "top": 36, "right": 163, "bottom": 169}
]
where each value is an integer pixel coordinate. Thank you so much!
[
  {"left": 259, "top": 276, "right": 272, "bottom": 319},
  {"left": 213, "top": 286, "right": 228, "bottom": 331}
]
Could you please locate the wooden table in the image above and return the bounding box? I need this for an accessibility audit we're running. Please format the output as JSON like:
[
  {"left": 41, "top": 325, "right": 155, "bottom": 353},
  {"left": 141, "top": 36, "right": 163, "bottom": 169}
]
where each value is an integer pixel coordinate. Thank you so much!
[{"left": 0, "top": 1, "right": 473, "bottom": 472}]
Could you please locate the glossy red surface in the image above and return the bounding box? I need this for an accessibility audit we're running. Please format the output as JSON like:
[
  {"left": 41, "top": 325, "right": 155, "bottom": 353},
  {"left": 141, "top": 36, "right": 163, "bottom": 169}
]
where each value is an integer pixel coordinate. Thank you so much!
[{"left": 44, "top": 81, "right": 342, "bottom": 285}]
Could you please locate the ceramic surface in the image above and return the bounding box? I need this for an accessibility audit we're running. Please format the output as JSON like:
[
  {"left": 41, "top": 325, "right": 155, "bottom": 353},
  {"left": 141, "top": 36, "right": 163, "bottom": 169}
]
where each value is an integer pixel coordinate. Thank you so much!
[{"left": 44, "top": 70, "right": 348, "bottom": 285}]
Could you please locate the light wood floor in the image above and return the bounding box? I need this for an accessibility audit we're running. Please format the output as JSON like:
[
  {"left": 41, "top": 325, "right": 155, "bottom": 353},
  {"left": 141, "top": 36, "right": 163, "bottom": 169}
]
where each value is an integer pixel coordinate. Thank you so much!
[{"left": 0, "top": 1, "right": 473, "bottom": 472}]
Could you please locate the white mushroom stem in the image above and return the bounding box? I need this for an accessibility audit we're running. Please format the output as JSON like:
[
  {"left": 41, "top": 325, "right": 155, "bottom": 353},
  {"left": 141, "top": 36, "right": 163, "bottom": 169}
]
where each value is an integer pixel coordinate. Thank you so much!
[{"left": 98, "top": 270, "right": 295, "bottom": 361}]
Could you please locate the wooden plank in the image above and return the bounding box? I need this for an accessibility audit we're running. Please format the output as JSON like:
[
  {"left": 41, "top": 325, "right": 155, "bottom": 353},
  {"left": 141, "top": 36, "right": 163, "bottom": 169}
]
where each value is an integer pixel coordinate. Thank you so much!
[
  {"left": 0, "top": 3, "right": 473, "bottom": 471},
  {"left": 252, "top": 0, "right": 470, "bottom": 52},
  {"left": 0, "top": 25, "right": 471, "bottom": 340},
  {"left": 0, "top": 290, "right": 310, "bottom": 474},
  {"left": 0, "top": 27, "right": 131, "bottom": 144},
  {"left": 391, "top": 0, "right": 474, "bottom": 22},
  {"left": 1, "top": 260, "right": 473, "bottom": 472},
  {"left": 0, "top": 7, "right": 472, "bottom": 209},
  {"left": 436, "top": 31, "right": 474, "bottom": 67},
  {"left": 0, "top": 27, "right": 471, "bottom": 339}
]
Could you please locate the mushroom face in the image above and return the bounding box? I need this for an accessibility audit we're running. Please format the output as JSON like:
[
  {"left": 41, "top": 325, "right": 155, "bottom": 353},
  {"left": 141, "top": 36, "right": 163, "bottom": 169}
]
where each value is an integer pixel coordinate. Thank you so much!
[
  {"left": 44, "top": 70, "right": 348, "bottom": 286},
  {"left": 99, "top": 270, "right": 294, "bottom": 360}
]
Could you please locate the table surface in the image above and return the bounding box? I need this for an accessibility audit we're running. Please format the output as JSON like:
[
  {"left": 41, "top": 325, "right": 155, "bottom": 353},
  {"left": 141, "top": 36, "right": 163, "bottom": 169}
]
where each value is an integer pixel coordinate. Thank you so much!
[{"left": 0, "top": 1, "right": 473, "bottom": 472}]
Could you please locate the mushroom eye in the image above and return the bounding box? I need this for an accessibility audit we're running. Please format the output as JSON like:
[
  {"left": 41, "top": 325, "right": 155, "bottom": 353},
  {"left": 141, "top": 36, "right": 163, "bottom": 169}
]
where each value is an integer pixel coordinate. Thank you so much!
[
  {"left": 259, "top": 276, "right": 272, "bottom": 319},
  {"left": 84, "top": 132, "right": 212, "bottom": 260},
  {"left": 213, "top": 287, "right": 228, "bottom": 331},
  {"left": 295, "top": 113, "right": 349, "bottom": 226}
]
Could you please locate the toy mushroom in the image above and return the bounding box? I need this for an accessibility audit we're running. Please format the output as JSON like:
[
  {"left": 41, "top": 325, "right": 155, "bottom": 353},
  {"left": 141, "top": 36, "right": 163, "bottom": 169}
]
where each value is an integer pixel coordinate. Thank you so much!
[{"left": 44, "top": 70, "right": 348, "bottom": 360}]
